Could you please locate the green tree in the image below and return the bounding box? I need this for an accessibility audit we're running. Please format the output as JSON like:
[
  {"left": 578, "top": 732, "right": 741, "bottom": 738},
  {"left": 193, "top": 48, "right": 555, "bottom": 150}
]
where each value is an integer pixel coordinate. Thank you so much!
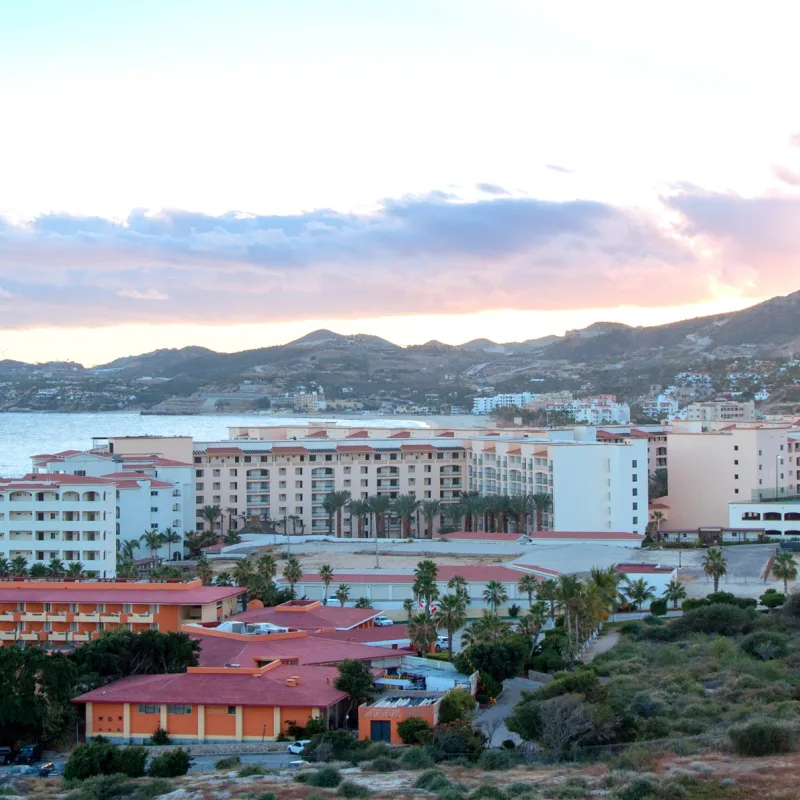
[
  {"left": 413, "top": 560, "right": 439, "bottom": 615},
  {"left": 649, "top": 469, "right": 668, "bottom": 501},
  {"left": 509, "top": 493, "right": 531, "bottom": 534},
  {"left": 408, "top": 612, "right": 437, "bottom": 655},
  {"left": 771, "top": 551, "right": 798, "bottom": 593},
  {"left": 518, "top": 574, "right": 538, "bottom": 608},
  {"left": 354, "top": 597, "right": 373, "bottom": 608},
  {"left": 447, "top": 574, "right": 471, "bottom": 606},
  {"left": 623, "top": 577, "right": 657, "bottom": 611},
  {"left": 140, "top": 529, "right": 164, "bottom": 560},
  {"left": 531, "top": 492, "right": 552, "bottom": 531},
  {"left": 347, "top": 498, "right": 371, "bottom": 538},
  {"left": 702, "top": 547, "right": 728, "bottom": 593},
  {"left": 161, "top": 528, "right": 182, "bottom": 561},
  {"left": 29, "top": 562, "right": 48, "bottom": 577},
  {"left": 421, "top": 499, "right": 442, "bottom": 538},
  {"left": 322, "top": 493, "right": 339, "bottom": 537},
  {"left": 396, "top": 716, "right": 432, "bottom": 745},
  {"left": 517, "top": 602, "right": 548, "bottom": 655},
  {"left": 47, "top": 557, "right": 66, "bottom": 577},
  {"left": 403, "top": 597, "right": 415, "bottom": 619},
  {"left": 367, "top": 494, "right": 392, "bottom": 538},
  {"left": 439, "top": 688, "right": 475, "bottom": 724},
  {"left": 256, "top": 553, "right": 277, "bottom": 582},
  {"left": 434, "top": 594, "right": 467, "bottom": 661},
  {"left": 391, "top": 494, "right": 421, "bottom": 538},
  {"left": 332, "top": 490, "right": 351, "bottom": 538},
  {"left": 214, "top": 571, "right": 233, "bottom": 587},
  {"left": 66, "top": 561, "right": 85, "bottom": 578},
  {"left": 118, "top": 539, "right": 139, "bottom": 561},
  {"left": 335, "top": 583, "right": 351, "bottom": 606},
  {"left": 232, "top": 558, "right": 254, "bottom": 587},
  {"left": 460, "top": 612, "right": 509, "bottom": 646},
  {"left": 283, "top": 556, "right": 303, "bottom": 598},
  {"left": 319, "top": 564, "right": 334, "bottom": 604},
  {"left": 199, "top": 504, "right": 223, "bottom": 540},
  {"left": 537, "top": 578, "right": 558, "bottom": 621},
  {"left": 482, "top": 580, "right": 509, "bottom": 613},
  {"left": 663, "top": 578, "right": 687, "bottom": 609},
  {"left": 10, "top": 556, "right": 28, "bottom": 577},
  {"left": 195, "top": 554, "right": 213, "bottom": 586},
  {"left": 334, "top": 659, "right": 377, "bottom": 717},
  {"left": 0, "top": 557, "right": 10, "bottom": 577}
]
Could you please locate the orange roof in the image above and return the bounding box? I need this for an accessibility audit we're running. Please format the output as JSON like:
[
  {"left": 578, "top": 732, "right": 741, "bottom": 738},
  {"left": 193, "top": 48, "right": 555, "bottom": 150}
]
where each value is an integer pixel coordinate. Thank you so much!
[
  {"left": 306, "top": 430, "right": 328, "bottom": 438},
  {"left": 346, "top": 430, "right": 369, "bottom": 438},
  {"left": 389, "top": 431, "right": 411, "bottom": 438},
  {"left": 272, "top": 446, "right": 310, "bottom": 455}
]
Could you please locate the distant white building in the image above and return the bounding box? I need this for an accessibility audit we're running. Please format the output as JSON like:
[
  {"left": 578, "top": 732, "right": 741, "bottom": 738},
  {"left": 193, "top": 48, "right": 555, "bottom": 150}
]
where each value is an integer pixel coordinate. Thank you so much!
[
  {"left": 640, "top": 395, "right": 679, "bottom": 419},
  {"left": 472, "top": 392, "right": 536, "bottom": 414}
]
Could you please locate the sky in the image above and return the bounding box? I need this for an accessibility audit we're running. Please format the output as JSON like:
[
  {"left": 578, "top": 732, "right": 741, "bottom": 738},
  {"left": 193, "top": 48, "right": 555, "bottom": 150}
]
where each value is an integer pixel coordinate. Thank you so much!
[{"left": 2, "top": 1, "right": 800, "bottom": 365}]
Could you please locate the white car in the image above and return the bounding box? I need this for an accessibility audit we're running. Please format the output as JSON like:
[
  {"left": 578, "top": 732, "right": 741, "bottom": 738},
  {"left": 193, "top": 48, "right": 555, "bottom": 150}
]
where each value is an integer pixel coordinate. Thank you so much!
[
  {"left": 435, "top": 635, "right": 449, "bottom": 651},
  {"left": 288, "top": 739, "right": 311, "bottom": 754},
  {"left": 374, "top": 616, "right": 394, "bottom": 627}
]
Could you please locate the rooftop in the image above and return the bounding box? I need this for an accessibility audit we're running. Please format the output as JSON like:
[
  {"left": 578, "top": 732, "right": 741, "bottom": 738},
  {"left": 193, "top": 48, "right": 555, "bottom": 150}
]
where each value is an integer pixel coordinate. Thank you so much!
[
  {"left": 233, "top": 601, "right": 380, "bottom": 631},
  {"left": 283, "top": 565, "right": 535, "bottom": 584},
  {"left": 370, "top": 695, "right": 439, "bottom": 708},
  {"left": 616, "top": 563, "right": 675, "bottom": 575}
]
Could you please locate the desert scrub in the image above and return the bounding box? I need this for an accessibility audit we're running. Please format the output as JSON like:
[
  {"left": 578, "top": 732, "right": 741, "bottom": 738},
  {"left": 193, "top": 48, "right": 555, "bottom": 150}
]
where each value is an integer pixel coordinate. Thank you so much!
[
  {"left": 400, "top": 747, "right": 435, "bottom": 769},
  {"left": 238, "top": 764, "right": 267, "bottom": 777},
  {"left": 364, "top": 756, "right": 397, "bottom": 772},
  {"left": 337, "top": 781, "right": 373, "bottom": 798},
  {"left": 416, "top": 770, "right": 452, "bottom": 792},
  {"left": 729, "top": 718, "right": 797, "bottom": 756},
  {"left": 305, "top": 767, "right": 344, "bottom": 788},
  {"left": 215, "top": 755, "right": 241, "bottom": 770}
]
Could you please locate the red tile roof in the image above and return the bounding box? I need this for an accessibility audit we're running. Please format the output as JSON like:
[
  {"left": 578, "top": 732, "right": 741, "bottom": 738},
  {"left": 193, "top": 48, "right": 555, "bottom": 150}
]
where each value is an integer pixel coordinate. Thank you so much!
[
  {"left": 306, "top": 430, "right": 329, "bottom": 438},
  {"left": 191, "top": 630, "right": 400, "bottom": 667},
  {"left": 206, "top": 447, "right": 244, "bottom": 455},
  {"left": 0, "top": 474, "right": 114, "bottom": 489},
  {"left": 233, "top": 605, "right": 380, "bottom": 631},
  {"left": 72, "top": 664, "right": 347, "bottom": 708},
  {"left": 389, "top": 431, "right": 411, "bottom": 438},
  {"left": 121, "top": 455, "right": 194, "bottom": 467},
  {"left": 337, "top": 445, "right": 374, "bottom": 452},
  {"left": 100, "top": 472, "right": 174, "bottom": 489},
  {"left": 0, "top": 585, "right": 244, "bottom": 604},
  {"left": 346, "top": 431, "right": 369, "bottom": 438},
  {"left": 272, "top": 446, "right": 310, "bottom": 455},
  {"left": 310, "top": 625, "right": 411, "bottom": 645}
]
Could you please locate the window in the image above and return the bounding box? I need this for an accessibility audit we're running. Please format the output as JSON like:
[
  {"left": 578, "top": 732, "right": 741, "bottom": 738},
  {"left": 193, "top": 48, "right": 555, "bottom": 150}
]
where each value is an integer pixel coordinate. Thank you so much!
[
  {"left": 633, "top": 517, "right": 638, "bottom": 525},
  {"left": 437, "top": 452, "right": 445, "bottom": 459},
  {"left": 230, "top": 469, "right": 238, "bottom": 476},
  {"left": 632, "top": 460, "right": 637, "bottom": 468},
  {"left": 196, "top": 496, "right": 204, "bottom": 505},
  {"left": 295, "top": 468, "right": 302, "bottom": 475},
  {"left": 361, "top": 467, "right": 368, "bottom": 474},
  {"left": 227, "top": 706, "right": 237, "bottom": 715},
  {"left": 150, "top": 507, "right": 158, "bottom": 512},
  {"left": 632, "top": 474, "right": 638, "bottom": 482},
  {"left": 213, "top": 469, "right": 221, "bottom": 477},
  {"left": 74, "top": 470, "right": 86, "bottom": 477},
  {"left": 138, "top": 704, "right": 160, "bottom": 714},
  {"left": 374, "top": 454, "right": 382, "bottom": 461},
  {"left": 632, "top": 502, "right": 638, "bottom": 510},
  {"left": 196, "top": 483, "right": 204, "bottom": 490},
  {"left": 196, "top": 470, "right": 204, "bottom": 477},
  {"left": 632, "top": 488, "right": 638, "bottom": 496},
  {"left": 167, "top": 704, "right": 192, "bottom": 715},
  {"left": 734, "top": 445, "right": 739, "bottom": 451},
  {"left": 212, "top": 482, "right": 221, "bottom": 490},
  {"left": 150, "top": 490, "right": 158, "bottom": 497},
  {"left": 734, "top": 460, "right": 739, "bottom": 465},
  {"left": 735, "top": 488, "right": 739, "bottom": 494},
  {"left": 230, "top": 482, "right": 238, "bottom": 489},
  {"left": 325, "top": 454, "right": 333, "bottom": 462}
]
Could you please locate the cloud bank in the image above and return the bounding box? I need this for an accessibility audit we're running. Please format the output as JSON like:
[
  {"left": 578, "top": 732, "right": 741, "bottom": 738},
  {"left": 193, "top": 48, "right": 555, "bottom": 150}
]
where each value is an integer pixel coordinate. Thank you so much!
[{"left": 0, "top": 188, "right": 797, "bottom": 329}]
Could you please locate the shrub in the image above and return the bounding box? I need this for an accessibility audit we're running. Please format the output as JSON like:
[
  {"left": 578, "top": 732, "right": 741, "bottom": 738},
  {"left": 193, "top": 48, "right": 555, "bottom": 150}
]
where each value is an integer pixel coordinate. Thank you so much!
[
  {"left": 437, "top": 788, "right": 467, "bottom": 800},
  {"left": 238, "top": 764, "right": 267, "bottom": 777},
  {"left": 364, "top": 756, "right": 397, "bottom": 772},
  {"left": 536, "top": 667, "right": 604, "bottom": 702},
  {"left": 476, "top": 749, "right": 512, "bottom": 770},
  {"left": 113, "top": 746, "right": 148, "bottom": 778},
  {"left": 478, "top": 670, "right": 503, "bottom": 699},
  {"left": 149, "top": 727, "right": 170, "bottom": 745},
  {"left": 760, "top": 589, "right": 787, "bottom": 609},
  {"left": 134, "top": 779, "right": 175, "bottom": 799},
  {"left": 415, "top": 770, "right": 451, "bottom": 792},
  {"left": 707, "top": 591, "right": 757, "bottom": 609},
  {"left": 64, "top": 738, "right": 119, "bottom": 781},
  {"left": 729, "top": 718, "right": 797, "bottom": 756},
  {"left": 469, "top": 785, "right": 507, "bottom": 800},
  {"left": 615, "top": 778, "right": 658, "bottom": 800},
  {"left": 501, "top": 739, "right": 516, "bottom": 749},
  {"left": 400, "top": 747, "right": 435, "bottom": 769},
  {"left": 429, "top": 721, "right": 485, "bottom": 762},
  {"left": 147, "top": 748, "right": 193, "bottom": 778},
  {"left": 649, "top": 599, "right": 667, "bottom": 617},
  {"left": 215, "top": 755, "right": 241, "bottom": 770},
  {"left": 253, "top": 794, "right": 278, "bottom": 800},
  {"left": 306, "top": 767, "right": 343, "bottom": 787},
  {"left": 439, "top": 688, "right": 476, "bottom": 724},
  {"left": 305, "top": 717, "right": 327, "bottom": 737},
  {"left": 305, "top": 730, "right": 365, "bottom": 762},
  {"left": 362, "top": 742, "right": 394, "bottom": 761},
  {"left": 740, "top": 630, "right": 790, "bottom": 661},
  {"left": 338, "top": 781, "right": 373, "bottom": 798},
  {"left": 397, "top": 715, "right": 432, "bottom": 745},
  {"left": 66, "top": 773, "right": 134, "bottom": 800},
  {"left": 672, "top": 603, "right": 754, "bottom": 636}
]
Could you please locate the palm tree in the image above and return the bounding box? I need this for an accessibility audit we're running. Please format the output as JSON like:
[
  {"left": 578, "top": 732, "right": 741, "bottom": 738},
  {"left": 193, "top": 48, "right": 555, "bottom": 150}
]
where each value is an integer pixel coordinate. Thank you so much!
[
  {"left": 354, "top": 597, "right": 373, "bottom": 608},
  {"left": 117, "top": 559, "right": 137, "bottom": 579},
  {"left": 322, "top": 493, "right": 339, "bottom": 536},
  {"left": 182, "top": 532, "right": 205, "bottom": 559},
  {"left": 702, "top": 547, "right": 728, "bottom": 592},
  {"left": 447, "top": 574, "right": 471, "bottom": 606},
  {"left": 518, "top": 574, "right": 538, "bottom": 608},
  {"left": 319, "top": 564, "right": 334, "bottom": 604},
  {"left": 494, "top": 494, "right": 512, "bottom": 533},
  {"left": 65, "top": 562, "right": 84, "bottom": 578},
  {"left": 663, "top": 578, "right": 687, "bottom": 609},
  {"left": 283, "top": 556, "right": 303, "bottom": 598},
  {"left": 391, "top": 494, "right": 421, "bottom": 538},
  {"left": 199, "top": 504, "right": 223, "bottom": 541},
  {"left": 588, "top": 565, "right": 626, "bottom": 618},
  {"left": 461, "top": 611, "right": 509, "bottom": 646},
  {"left": 408, "top": 612, "right": 437, "bottom": 655},
  {"left": 482, "top": 580, "right": 509, "bottom": 613},
  {"left": 538, "top": 578, "right": 558, "bottom": 621},
  {"left": 333, "top": 490, "right": 351, "bottom": 538},
  {"left": 771, "top": 551, "right": 798, "bottom": 593},
  {"left": 434, "top": 594, "right": 467, "bottom": 661},
  {"left": 649, "top": 469, "right": 668, "bottom": 501},
  {"left": 117, "top": 539, "right": 139, "bottom": 561},
  {"left": 232, "top": 558, "right": 254, "bottom": 587},
  {"left": 556, "top": 574, "right": 582, "bottom": 650},
  {"left": 421, "top": 499, "right": 442, "bottom": 538},
  {"left": 459, "top": 491, "right": 484, "bottom": 532},
  {"left": 347, "top": 499, "right": 371, "bottom": 538},
  {"left": 0, "top": 557, "right": 9, "bottom": 577},
  {"left": 517, "top": 601, "right": 548, "bottom": 655},
  {"left": 29, "top": 562, "right": 48, "bottom": 578},
  {"left": 215, "top": 572, "right": 234, "bottom": 587},
  {"left": 48, "top": 558, "right": 66, "bottom": 577},
  {"left": 531, "top": 492, "right": 552, "bottom": 531},
  {"left": 403, "top": 597, "right": 415, "bottom": 620},
  {"left": 509, "top": 494, "right": 531, "bottom": 535},
  {"left": 647, "top": 511, "right": 665, "bottom": 542},
  {"left": 140, "top": 529, "right": 164, "bottom": 560},
  {"left": 10, "top": 556, "right": 28, "bottom": 577},
  {"left": 441, "top": 502, "right": 464, "bottom": 532},
  {"left": 413, "top": 560, "right": 439, "bottom": 615},
  {"left": 624, "top": 577, "right": 657, "bottom": 611},
  {"left": 195, "top": 554, "right": 213, "bottom": 586},
  {"left": 161, "top": 528, "right": 182, "bottom": 561},
  {"left": 256, "top": 553, "right": 277, "bottom": 583},
  {"left": 367, "top": 495, "right": 392, "bottom": 538},
  {"left": 335, "top": 583, "right": 351, "bottom": 606}
]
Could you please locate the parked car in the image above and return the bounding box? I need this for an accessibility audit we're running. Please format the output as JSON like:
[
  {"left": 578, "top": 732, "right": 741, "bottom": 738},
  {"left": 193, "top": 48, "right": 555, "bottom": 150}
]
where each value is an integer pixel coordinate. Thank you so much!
[
  {"left": 374, "top": 616, "right": 394, "bottom": 627},
  {"left": 14, "top": 745, "right": 42, "bottom": 765},
  {"left": 288, "top": 759, "right": 311, "bottom": 768},
  {"left": 288, "top": 739, "right": 311, "bottom": 754},
  {"left": 435, "top": 635, "right": 449, "bottom": 651},
  {"left": 0, "top": 747, "right": 13, "bottom": 765}
]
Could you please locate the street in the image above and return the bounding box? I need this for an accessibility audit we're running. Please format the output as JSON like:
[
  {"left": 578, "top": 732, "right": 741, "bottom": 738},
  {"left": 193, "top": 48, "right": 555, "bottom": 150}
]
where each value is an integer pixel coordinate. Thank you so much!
[
  {"left": 473, "top": 676, "right": 540, "bottom": 747},
  {"left": 189, "top": 750, "right": 294, "bottom": 773}
]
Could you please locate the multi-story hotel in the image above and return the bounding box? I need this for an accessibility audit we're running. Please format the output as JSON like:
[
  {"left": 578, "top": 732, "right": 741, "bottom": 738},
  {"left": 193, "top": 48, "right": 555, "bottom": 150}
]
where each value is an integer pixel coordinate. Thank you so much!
[
  {"left": 0, "top": 577, "right": 243, "bottom": 648},
  {"left": 0, "top": 474, "right": 117, "bottom": 576}
]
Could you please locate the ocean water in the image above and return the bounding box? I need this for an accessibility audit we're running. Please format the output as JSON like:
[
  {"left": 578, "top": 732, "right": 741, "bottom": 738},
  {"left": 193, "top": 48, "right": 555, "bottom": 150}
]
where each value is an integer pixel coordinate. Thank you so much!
[{"left": 0, "top": 412, "right": 481, "bottom": 477}]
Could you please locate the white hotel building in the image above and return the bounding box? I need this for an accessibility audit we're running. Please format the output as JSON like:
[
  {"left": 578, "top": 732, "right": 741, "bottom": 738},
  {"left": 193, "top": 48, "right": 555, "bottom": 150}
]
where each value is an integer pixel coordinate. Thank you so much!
[{"left": 0, "top": 473, "right": 116, "bottom": 576}]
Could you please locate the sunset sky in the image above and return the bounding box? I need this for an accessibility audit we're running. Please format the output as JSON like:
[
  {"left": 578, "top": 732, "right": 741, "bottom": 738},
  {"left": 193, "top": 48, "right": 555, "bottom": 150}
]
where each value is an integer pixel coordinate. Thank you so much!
[{"left": 2, "top": 1, "right": 800, "bottom": 365}]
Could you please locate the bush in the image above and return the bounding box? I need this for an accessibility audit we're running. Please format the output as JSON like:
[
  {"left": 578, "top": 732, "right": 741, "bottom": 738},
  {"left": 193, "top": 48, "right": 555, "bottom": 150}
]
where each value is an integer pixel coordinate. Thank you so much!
[
  {"left": 740, "top": 630, "right": 790, "bottom": 661},
  {"left": 501, "top": 739, "right": 516, "bottom": 750},
  {"left": 415, "top": 770, "right": 451, "bottom": 792},
  {"left": 729, "top": 718, "right": 797, "bottom": 756},
  {"left": 215, "top": 755, "right": 241, "bottom": 770},
  {"left": 64, "top": 738, "right": 119, "bottom": 781},
  {"left": 305, "top": 717, "right": 327, "bottom": 737},
  {"left": 437, "top": 789, "right": 466, "bottom": 800},
  {"left": 469, "top": 785, "right": 507, "bottom": 800},
  {"left": 362, "top": 742, "right": 394, "bottom": 761},
  {"left": 707, "top": 591, "right": 757, "bottom": 609},
  {"left": 429, "top": 721, "right": 485, "bottom": 762},
  {"left": 649, "top": 599, "right": 667, "bottom": 617},
  {"left": 147, "top": 748, "right": 193, "bottom": 778},
  {"left": 305, "top": 730, "right": 364, "bottom": 762},
  {"left": 476, "top": 749, "right": 512, "bottom": 770},
  {"left": 113, "top": 746, "right": 148, "bottom": 778},
  {"left": 400, "top": 747, "right": 435, "bottom": 769},
  {"left": 397, "top": 716, "right": 432, "bottom": 745},
  {"left": 671, "top": 603, "right": 754, "bottom": 636},
  {"left": 615, "top": 778, "right": 659, "bottom": 800},
  {"left": 536, "top": 668, "right": 604, "bottom": 702},
  {"left": 66, "top": 773, "right": 134, "bottom": 800},
  {"left": 253, "top": 794, "right": 278, "bottom": 800},
  {"left": 365, "top": 756, "right": 397, "bottom": 772},
  {"left": 439, "top": 688, "right": 476, "bottom": 724},
  {"left": 478, "top": 670, "right": 503, "bottom": 699},
  {"left": 306, "top": 767, "right": 343, "bottom": 788},
  {"left": 149, "top": 727, "right": 170, "bottom": 745},
  {"left": 338, "top": 781, "right": 373, "bottom": 798},
  {"left": 134, "top": 779, "right": 175, "bottom": 799},
  {"left": 454, "top": 639, "right": 527, "bottom": 682},
  {"left": 238, "top": 764, "right": 267, "bottom": 777},
  {"left": 760, "top": 589, "right": 787, "bottom": 609}
]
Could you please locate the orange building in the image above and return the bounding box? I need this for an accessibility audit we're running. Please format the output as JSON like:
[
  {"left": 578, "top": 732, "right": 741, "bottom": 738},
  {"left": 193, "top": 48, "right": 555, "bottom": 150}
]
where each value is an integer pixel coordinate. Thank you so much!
[
  {"left": 0, "top": 578, "right": 244, "bottom": 647},
  {"left": 72, "top": 661, "right": 349, "bottom": 743},
  {"left": 358, "top": 695, "right": 441, "bottom": 744}
]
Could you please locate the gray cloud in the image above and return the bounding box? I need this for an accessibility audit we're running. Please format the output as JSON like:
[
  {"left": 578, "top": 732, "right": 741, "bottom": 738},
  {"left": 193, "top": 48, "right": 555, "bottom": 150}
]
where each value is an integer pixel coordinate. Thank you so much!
[
  {"left": 475, "top": 183, "right": 511, "bottom": 196},
  {"left": 771, "top": 164, "right": 800, "bottom": 186},
  {"left": 545, "top": 164, "right": 574, "bottom": 174}
]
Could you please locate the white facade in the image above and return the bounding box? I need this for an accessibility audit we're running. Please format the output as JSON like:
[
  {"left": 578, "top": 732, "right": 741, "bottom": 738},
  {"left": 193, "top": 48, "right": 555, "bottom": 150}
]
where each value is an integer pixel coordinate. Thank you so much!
[
  {"left": 640, "top": 396, "right": 679, "bottom": 419},
  {"left": 0, "top": 475, "right": 116, "bottom": 576},
  {"left": 472, "top": 393, "right": 536, "bottom": 414},
  {"left": 685, "top": 400, "right": 755, "bottom": 422},
  {"left": 617, "top": 564, "right": 677, "bottom": 598},
  {"left": 729, "top": 501, "right": 800, "bottom": 537}
]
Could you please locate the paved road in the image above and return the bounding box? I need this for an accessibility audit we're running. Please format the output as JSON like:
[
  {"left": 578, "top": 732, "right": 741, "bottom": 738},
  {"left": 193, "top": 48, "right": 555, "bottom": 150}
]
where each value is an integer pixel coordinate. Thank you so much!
[
  {"left": 189, "top": 751, "right": 294, "bottom": 773},
  {"left": 473, "top": 676, "right": 540, "bottom": 747},
  {"left": 582, "top": 631, "right": 620, "bottom": 663}
]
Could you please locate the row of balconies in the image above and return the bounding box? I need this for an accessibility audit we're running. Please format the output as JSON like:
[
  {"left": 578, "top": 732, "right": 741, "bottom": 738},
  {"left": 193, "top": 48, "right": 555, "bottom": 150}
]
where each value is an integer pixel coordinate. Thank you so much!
[{"left": 0, "top": 611, "right": 154, "bottom": 623}]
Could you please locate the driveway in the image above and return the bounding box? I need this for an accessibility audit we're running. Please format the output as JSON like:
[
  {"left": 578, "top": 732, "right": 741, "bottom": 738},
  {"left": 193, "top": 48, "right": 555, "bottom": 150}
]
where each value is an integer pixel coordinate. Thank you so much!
[{"left": 473, "top": 676, "right": 540, "bottom": 747}]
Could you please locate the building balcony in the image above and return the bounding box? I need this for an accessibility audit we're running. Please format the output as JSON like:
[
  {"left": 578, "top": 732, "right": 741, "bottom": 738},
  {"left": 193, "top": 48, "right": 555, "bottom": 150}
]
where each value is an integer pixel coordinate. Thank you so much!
[
  {"left": 48, "top": 631, "right": 68, "bottom": 642},
  {"left": 0, "top": 631, "right": 16, "bottom": 641},
  {"left": 47, "top": 612, "right": 73, "bottom": 622},
  {"left": 75, "top": 612, "right": 100, "bottom": 623},
  {"left": 129, "top": 613, "right": 154, "bottom": 624},
  {"left": 100, "top": 613, "right": 123, "bottom": 623},
  {"left": 247, "top": 482, "right": 270, "bottom": 491},
  {"left": 0, "top": 612, "right": 16, "bottom": 622},
  {"left": 312, "top": 481, "right": 335, "bottom": 491},
  {"left": 19, "top": 632, "right": 41, "bottom": 641},
  {"left": 69, "top": 632, "right": 91, "bottom": 642},
  {"left": 20, "top": 612, "right": 47, "bottom": 622}
]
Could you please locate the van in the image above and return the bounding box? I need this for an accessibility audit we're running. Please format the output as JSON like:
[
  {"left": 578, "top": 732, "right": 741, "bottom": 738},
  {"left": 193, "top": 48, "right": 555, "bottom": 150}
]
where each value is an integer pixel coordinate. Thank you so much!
[{"left": 15, "top": 744, "right": 42, "bottom": 765}]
